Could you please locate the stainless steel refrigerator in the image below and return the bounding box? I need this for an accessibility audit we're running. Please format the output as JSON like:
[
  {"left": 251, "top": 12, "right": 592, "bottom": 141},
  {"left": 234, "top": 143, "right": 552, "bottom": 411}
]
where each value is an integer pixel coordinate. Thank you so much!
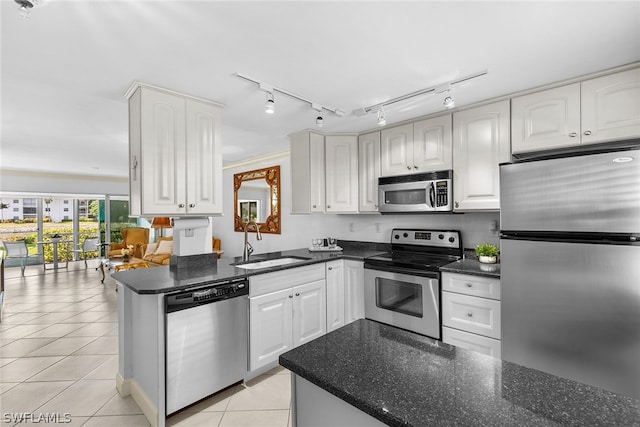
[{"left": 500, "top": 148, "right": 640, "bottom": 400}]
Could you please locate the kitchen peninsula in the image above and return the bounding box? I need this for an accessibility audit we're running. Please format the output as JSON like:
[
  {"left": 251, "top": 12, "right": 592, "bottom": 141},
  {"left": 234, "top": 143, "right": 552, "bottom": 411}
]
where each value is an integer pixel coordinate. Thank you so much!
[{"left": 280, "top": 319, "right": 640, "bottom": 426}]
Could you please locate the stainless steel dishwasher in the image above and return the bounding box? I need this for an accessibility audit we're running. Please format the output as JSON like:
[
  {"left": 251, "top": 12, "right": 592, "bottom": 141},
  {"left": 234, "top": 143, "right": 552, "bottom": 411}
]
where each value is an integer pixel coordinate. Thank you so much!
[{"left": 165, "top": 277, "right": 249, "bottom": 415}]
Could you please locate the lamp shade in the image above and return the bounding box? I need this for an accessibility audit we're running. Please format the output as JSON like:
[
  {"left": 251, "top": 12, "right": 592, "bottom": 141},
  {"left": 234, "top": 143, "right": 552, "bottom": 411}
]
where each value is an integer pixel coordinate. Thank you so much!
[{"left": 151, "top": 217, "right": 172, "bottom": 229}]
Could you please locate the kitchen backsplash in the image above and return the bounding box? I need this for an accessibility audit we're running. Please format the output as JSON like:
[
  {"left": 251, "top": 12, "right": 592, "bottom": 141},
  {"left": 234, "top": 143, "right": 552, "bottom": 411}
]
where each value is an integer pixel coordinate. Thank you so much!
[{"left": 211, "top": 154, "right": 500, "bottom": 258}]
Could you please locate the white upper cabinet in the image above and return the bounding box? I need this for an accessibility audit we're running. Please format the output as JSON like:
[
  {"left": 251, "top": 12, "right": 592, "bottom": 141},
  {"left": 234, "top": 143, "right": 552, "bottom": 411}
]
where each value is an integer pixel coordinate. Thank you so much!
[
  {"left": 581, "top": 68, "right": 640, "bottom": 144},
  {"left": 127, "top": 84, "right": 222, "bottom": 216},
  {"left": 511, "top": 83, "right": 581, "bottom": 153},
  {"left": 453, "top": 100, "right": 510, "bottom": 211},
  {"left": 358, "top": 131, "right": 381, "bottom": 212},
  {"left": 381, "top": 123, "right": 414, "bottom": 176},
  {"left": 325, "top": 135, "right": 359, "bottom": 213},
  {"left": 412, "top": 115, "right": 453, "bottom": 171},
  {"left": 512, "top": 67, "right": 640, "bottom": 155},
  {"left": 380, "top": 116, "right": 452, "bottom": 177},
  {"left": 290, "top": 131, "right": 325, "bottom": 214}
]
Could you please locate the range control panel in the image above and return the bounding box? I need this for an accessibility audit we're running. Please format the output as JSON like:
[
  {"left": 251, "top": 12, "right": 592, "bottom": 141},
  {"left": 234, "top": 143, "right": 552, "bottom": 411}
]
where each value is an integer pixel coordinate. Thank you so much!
[{"left": 391, "top": 229, "right": 461, "bottom": 249}]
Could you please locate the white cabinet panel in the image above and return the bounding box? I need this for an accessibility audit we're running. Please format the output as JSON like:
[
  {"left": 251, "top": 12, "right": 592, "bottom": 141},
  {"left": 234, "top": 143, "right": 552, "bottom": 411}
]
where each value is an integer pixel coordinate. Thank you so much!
[
  {"left": 326, "top": 260, "right": 345, "bottom": 332},
  {"left": 443, "top": 327, "right": 501, "bottom": 358},
  {"left": 442, "top": 292, "right": 501, "bottom": 340},
  {"left": 293, "top": 280, "right": 327, "bottom": 346},
  {"left": 511, "top": 84, "right": 581, "bottom": 154},
  {"left": 358, "top": 132, "right": 381, "bottom": 212},
  {"left": 381, "top": 123, "right": 413, "bottom": 176},
  {"left": 290, "top": 131, "right": 325, "bottom": 214},
  {"left": 249, "top": 288, "right": 293, "bottom": 371},
  {"left": 325, "top": 135, "right": 358, "bottom": 213},
  {"left": 453, "top": 100, "right": 510, "bottom": 211},
  {"left": 413, "top": 115, "right": 452, "bottom": 171},
  {"left": 581, "top": 67, "right": 640, "bottom": 144},
  {"left": 344, "top": 260, "right": 364, "bottom": 324},
  {"left": 442, "top": 272, "right": 501, "bottom": 300}
]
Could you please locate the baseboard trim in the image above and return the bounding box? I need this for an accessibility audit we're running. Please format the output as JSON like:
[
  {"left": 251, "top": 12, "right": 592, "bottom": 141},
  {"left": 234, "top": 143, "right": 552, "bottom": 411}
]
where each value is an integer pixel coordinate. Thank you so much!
[{"left": 117, "top": 374, "right": 159, "bottom": 427}]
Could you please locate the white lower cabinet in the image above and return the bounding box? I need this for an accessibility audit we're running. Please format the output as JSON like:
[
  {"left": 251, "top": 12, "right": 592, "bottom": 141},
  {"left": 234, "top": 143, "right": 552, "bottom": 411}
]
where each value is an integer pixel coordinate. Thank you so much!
[
  {"left": 249, "top": 264, "right": 326, "bottom": 372},
  {"left": 442, "top": 272, "right": 502, "bottom": 358},
  {"left": 326, "top": 260, "right": 365, "bottom": 333}
]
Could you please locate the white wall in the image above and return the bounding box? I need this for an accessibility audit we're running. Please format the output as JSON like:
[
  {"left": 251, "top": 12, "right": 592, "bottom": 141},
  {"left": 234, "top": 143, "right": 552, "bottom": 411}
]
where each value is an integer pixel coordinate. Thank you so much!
[{"left": 212, "top": 153, "right": 500, "bottom": 259}]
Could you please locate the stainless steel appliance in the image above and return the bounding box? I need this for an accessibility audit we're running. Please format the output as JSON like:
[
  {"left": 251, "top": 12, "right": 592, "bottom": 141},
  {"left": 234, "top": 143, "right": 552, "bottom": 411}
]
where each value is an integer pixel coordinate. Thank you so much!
[
  {"left": 378, "top": 170, "right": 452, "bottom": 214},
  {"left": 364, "top": 228, "right": 462, "bottom": 338},
  {"left": 500, "top": 147, "right": 640, "bottom": 400},
  {"left": 165, "top": 277, "right": 249, "bottom": 415}
]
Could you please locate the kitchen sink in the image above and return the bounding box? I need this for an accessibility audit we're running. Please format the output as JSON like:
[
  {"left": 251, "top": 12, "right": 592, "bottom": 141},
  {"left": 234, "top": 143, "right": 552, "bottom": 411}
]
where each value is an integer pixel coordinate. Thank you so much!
[{"left": 234, "top": 256, "right": 310, "bottom": 270}]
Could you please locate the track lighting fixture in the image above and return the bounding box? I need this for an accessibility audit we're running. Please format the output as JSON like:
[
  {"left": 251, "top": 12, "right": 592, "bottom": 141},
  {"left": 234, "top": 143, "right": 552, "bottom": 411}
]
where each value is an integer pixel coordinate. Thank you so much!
[
  {"left": 443, "top": 96, "right": 455, "bottom": 109},
  {"left": 377, "top": 107, "right": 387, "bottom": 127},
  {"left": 236, "top": 72, "right": 346, "bottom": 126},
  {"left": 353, "top": 70, "right": 487, "bottom": 122},
  {"left": 265, "top": 92, "right": 275, "bottom": 114}
]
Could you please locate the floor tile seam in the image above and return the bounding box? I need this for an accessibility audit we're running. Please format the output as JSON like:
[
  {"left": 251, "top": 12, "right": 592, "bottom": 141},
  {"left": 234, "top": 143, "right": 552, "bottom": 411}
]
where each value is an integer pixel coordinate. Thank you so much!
[
  {"left": 32, "top": 379, "right": 118, "bottom": 419},
  {"left": 23, "top": 353, "right": 112, "bottom": 382},
  {"left": 3, "top": 355, "right": 66, "bottom": 382}
]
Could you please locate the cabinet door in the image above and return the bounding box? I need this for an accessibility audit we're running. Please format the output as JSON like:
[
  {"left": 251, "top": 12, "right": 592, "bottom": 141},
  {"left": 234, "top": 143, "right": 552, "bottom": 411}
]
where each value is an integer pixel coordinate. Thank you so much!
[
  {"left": 309, "top": 132, "right": 326, "bottom": 213},
  {"left": 185, "top": 99, "right": 223, "bottom": 215},
  {"left": 442, "top": 327, "right": 501, "bottom": 358},
  {"left": 453, "top": 100, "right": 510, "bottom": 211},
  {"left": 380, "top": 123, "right": 413, "bottom": 176},
  {"left": 344, "top": 260, "right": 364, "bottom": 325},
  {"left": 325, "top": 135, "right": 358, "bottom": 213},
  {"left": 249, "top": 288, "right": 293, "bottom": 371},
  {"left": 442, "top": 292, "right": 501, "bottom": 340},
  {"left": 358, "top": 132, "right": 381, "bottom": 212},
  {"left": 292, "top": 279, "right": 326, "bottom": 347},
  {"left": 511, "top": 83, "right": 581, "bottom": 154},
  {"left": 581, "top": 68, "right": 640, "bottom": 145},
  {"left": 412, "top": 115, "right": 452, "bottom": 171},
  {"left": 140, "top": 88, "right": 186, "bottom": 215},
  {"left": 325, "top": 260, "right": 345, "bottom": 332}
]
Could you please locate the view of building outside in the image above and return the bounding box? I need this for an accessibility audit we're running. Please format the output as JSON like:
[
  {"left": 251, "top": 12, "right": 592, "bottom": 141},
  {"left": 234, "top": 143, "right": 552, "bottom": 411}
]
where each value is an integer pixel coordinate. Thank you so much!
[{"left": 0, "top": 197, "right": 140, "bottom": 264}]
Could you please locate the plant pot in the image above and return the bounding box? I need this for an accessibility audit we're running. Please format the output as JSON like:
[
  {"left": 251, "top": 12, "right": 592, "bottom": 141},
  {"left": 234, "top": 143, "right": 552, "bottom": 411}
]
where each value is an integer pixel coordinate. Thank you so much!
[{"left": 478, "top": 256, "right": 497, "bottom": 264}]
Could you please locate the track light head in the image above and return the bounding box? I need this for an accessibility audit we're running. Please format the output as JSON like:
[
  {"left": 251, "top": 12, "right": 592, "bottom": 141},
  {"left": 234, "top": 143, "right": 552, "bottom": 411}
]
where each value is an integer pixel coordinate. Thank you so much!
[
  {"left": 316, "top": 115, "right": 324, "bottom": 127},
  {"left": 265, "top": 92, "right": 275, "bottom": 114},
  {"left": 377, "top": 107, "right": 387, "bottom": 126},
  {"left": 443, "top": 96, "right": 455, "bottom": 109}
]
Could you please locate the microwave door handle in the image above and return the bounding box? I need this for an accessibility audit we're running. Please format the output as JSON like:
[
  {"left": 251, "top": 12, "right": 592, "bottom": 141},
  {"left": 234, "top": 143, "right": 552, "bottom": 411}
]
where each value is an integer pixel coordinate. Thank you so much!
[{"left": 429, "top": 182, "right": 435, "bottom": 208}]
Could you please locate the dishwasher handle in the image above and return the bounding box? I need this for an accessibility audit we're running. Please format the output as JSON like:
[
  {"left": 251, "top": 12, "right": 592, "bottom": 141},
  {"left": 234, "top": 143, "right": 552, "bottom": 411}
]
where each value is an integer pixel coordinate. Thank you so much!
[{"left": 165, "top": 278, "right": 248, "bottom": 313}]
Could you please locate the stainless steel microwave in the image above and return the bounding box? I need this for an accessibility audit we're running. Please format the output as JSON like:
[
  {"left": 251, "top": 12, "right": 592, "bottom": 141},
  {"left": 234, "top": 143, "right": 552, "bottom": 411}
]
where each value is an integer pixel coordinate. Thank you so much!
[{"left": 378, "top": 170, "right": 453, "bottom": 214}]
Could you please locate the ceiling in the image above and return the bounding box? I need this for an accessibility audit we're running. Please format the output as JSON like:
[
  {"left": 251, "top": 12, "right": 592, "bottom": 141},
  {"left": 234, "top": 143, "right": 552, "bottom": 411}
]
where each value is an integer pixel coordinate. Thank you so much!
[{"left": 1, "top": 1, "right": 639, "bottom": 180}]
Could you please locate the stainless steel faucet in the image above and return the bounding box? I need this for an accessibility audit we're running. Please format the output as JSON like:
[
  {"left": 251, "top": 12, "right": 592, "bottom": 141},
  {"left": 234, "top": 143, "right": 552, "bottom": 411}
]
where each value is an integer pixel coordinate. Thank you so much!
[{"left": 243, "top": 221, "right": 263, "bottom": 261}]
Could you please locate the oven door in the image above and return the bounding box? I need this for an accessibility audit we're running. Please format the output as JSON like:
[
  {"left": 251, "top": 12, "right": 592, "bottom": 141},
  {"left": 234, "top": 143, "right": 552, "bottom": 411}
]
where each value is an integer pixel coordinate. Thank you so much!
[{"left": 364, "top": 265, "right": 440, "bottom": 339}]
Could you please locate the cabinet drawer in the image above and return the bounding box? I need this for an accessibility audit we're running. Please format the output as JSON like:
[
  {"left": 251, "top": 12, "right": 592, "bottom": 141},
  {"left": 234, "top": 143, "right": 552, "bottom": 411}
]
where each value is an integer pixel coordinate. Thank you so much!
[
  {"left": 249, "top": 264, "right": 325, "bottom": 297},
  {"left": 442, "top": 272, "right": 501, "bottom": 300},
  {"left": 442, "top": 292, "right": 501, "bottom": 339},
  {"left": 443, "top": 327, "right": 501, "bottom": 358}
]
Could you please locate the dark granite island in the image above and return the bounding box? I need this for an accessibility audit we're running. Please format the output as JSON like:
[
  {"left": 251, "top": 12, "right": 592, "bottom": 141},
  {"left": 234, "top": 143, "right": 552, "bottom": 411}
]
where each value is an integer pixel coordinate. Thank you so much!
[{"left": 279, "top": 319, "right": 640, "bottom": 426}]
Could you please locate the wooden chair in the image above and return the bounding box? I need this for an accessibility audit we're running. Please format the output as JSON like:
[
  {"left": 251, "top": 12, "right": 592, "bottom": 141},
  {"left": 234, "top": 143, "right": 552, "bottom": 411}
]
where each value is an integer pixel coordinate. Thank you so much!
[
  {"left": 72, "top": 237, "right": 100, "bottom": 267},
  {"left": 1, "top": 240, "right": 42, "bottom": 276}
]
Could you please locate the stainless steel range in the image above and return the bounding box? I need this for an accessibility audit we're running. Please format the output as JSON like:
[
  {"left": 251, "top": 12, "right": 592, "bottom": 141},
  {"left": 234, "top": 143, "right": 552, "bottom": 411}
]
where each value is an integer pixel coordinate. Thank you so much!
[{"left": 364, "top": 229, "right": 462, "bottom": 339}]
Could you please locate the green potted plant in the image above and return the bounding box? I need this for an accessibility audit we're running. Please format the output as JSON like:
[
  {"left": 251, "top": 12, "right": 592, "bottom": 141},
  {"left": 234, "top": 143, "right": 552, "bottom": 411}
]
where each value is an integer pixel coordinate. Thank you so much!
[{"left": 475, "top": 243, "right": 500, "bottom": 264}]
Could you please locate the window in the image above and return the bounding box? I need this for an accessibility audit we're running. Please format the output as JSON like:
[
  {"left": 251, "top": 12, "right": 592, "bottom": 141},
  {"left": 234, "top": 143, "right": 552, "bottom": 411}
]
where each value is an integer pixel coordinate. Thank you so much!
[
  {"left": 63, "top": 200, "right": 69, "bottom": 204},
  {"left": 13, "top": 207, "right": 18, "bottom": 212},
  {"left": 12, "top": 199, "right": 18, "bottom": 203},
  {"left": 64, "top": 216, "right": 69, "bottom": 220},
  {"left": 63, "top": 208, "right": 69, "bottom": 212}
]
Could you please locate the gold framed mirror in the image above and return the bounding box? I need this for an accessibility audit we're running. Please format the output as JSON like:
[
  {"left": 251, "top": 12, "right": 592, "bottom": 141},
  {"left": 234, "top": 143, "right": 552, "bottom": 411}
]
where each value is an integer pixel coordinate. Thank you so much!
[{"left": 234, "top": 165, "right": 281, "bottom": 234}]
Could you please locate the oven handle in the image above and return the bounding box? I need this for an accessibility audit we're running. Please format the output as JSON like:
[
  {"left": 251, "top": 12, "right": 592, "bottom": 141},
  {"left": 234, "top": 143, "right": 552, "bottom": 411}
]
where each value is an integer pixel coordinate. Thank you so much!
[{"left": 364, "top": 262, "right": 440, "bottom": 279}]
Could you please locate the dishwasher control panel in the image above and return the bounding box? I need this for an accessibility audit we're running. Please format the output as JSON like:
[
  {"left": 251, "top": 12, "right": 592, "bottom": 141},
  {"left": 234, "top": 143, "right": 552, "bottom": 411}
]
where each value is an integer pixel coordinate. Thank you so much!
[{"left": 166, "top": 278, "right": 249, "bottom": 313}]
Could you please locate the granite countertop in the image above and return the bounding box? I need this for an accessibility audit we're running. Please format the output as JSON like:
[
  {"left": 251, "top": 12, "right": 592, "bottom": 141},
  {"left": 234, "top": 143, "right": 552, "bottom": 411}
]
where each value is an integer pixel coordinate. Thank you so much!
[
  {"left": 440, "top": 249, "right": 501, "bottom": 278},
  {"left": 112, "top": 241, "right": 387, "bottom": 294},
  {"left": 279, "top": 319, "right": 640, "bottom": 426}
]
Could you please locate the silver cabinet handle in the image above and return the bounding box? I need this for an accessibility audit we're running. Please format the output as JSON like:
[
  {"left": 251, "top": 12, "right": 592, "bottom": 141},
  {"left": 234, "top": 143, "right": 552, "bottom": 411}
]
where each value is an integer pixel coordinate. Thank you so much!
[
  {"left": 374, "top": 204, "right": 378, "bottom": 208},
  {"left": 327, "top": 205, "right": 331, "bottom": 209},
  {"left": 189, "top": 203, "right": 195, "bottom": 208},
  {"left": 295, "top": 293, "right": 300, "bottom": 297},
  {"left": 467, "top": 312, "right": 473, "bottom": 318},
  {"left": 178, "top": 203, "right": 185, "bottom": 208},
  {"left": 289, "top": 295, "right": 293, "bottom": 299},
  {"left": 569, "top": 132, "right": 578, "bottom": 137},
  {"left": 466, "top": 283, "right": 473, "bottom": 288},
  {"left": 406, "top": 166, "right": 411, "bottom": 170},
  {"left": 454, "top": 202, "right": 459, "bottom": 209},
  {"left": 328, "top": 267, "right": 333, "bottom": 270},
  {"left": 312, "top": 204, "right": 316, "bottom": 208},
  {"left": 583, "top": 130, "right": 592, "bottom": 136},
  {"left": 413, "top": 165, "right": 418, "bottom": 169}
]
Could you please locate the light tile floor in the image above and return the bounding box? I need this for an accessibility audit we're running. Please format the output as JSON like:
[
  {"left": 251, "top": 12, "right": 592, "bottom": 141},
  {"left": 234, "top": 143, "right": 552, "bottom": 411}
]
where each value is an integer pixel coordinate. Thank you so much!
[{"left": 0, "top": 262, "right": 292, "bottom": 427}]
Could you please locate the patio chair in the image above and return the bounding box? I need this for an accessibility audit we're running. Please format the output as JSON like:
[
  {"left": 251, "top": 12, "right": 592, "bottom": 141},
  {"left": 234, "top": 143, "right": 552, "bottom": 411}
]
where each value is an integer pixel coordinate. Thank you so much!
[
  {"left": 1, "top": 240, "right": 42, "bottom": 276},
  {"left": 71, "top": 237, "right": 100, "bottom": 268}
]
